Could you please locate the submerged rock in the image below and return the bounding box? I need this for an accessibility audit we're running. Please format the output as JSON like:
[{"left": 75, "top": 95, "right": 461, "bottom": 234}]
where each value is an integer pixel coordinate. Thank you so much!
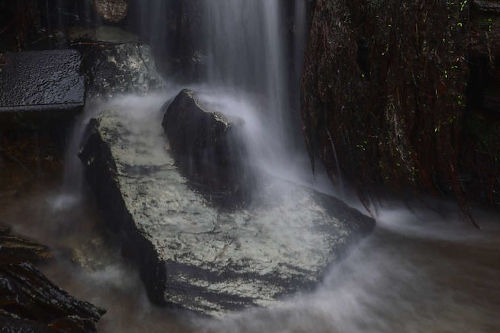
[
  {"left": 162, "top": 89, "right": 249, "bottom": 204},
  {"left": 80, "top": 106, "right": 375, "bottom": 317},
  {"left": 70, "top": 237, "right": 115, "bottom": 272}
]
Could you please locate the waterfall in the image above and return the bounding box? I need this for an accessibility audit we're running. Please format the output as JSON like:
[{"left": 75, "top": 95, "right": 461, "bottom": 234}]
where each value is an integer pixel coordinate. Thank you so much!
[
  {"left": 202, "top": 0, "right": 286, "bottom": 96},
  {"left": 137, "top": 0, "right": 169, "bottom": 52},
  {"left": 51, "top": 102, "right": 98, "bottom": 211},
  {"left": 200, "top": 0, "right": 307, "bottom": 181}
]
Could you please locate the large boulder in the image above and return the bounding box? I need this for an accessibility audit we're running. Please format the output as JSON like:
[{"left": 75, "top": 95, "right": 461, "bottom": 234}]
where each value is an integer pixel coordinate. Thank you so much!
[
  {"left": 79, "top": 105, "right": 375, "bottom": 317},
  {"left": 162, "top": 89, "right": 249, "bottom": 204}
]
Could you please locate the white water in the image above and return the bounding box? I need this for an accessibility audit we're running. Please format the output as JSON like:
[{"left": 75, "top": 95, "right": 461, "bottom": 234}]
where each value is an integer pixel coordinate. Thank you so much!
[{"left": 199, "top": 0, "right": 309, "bottom": 185}]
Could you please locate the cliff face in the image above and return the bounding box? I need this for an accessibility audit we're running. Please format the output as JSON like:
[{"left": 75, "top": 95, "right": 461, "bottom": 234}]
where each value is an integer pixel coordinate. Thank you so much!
[{"left": 302, "top": 0, "right": 500, "bottom": 207}]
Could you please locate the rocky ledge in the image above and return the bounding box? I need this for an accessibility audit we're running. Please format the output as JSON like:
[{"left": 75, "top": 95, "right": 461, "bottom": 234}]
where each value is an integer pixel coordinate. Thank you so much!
[{"left": 79, "top": 92, "right": 375, "bottom": 317}]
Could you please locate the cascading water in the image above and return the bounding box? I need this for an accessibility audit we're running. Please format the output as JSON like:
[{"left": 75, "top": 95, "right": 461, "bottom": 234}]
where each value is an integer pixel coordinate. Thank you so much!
[
  {"left": 51, "top": 107, "right": 94, "bottom": 211},
  {"left": 136, "top": 0, "right": 169, "bottom": 54},
  {"left": 199, "top": 0, "right": 309, "bottom": 184},
  {"left": 202, "top": 0, "right": 287, "bottom": 96}
]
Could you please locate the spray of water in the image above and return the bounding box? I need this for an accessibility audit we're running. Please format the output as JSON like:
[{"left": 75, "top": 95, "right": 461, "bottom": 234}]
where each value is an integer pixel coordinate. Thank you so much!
[{"left": 199, "top": 0, "right": 311, "bottom": 187}]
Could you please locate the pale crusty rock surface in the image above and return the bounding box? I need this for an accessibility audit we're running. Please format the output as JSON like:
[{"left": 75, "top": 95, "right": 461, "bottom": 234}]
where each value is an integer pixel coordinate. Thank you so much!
[
  {"left": 80, "top": 101, "right": 375, "bottom": 317},
  {"left": 94, "top": 0, "right": 128, "bottom": 23}
]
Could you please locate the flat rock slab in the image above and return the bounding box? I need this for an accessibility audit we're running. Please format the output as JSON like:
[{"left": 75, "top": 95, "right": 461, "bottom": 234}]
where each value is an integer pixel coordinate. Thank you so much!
[
  {"left": 0, "top": 50, "right": 84, "bottom": 114},
  {"left": 80, "top": 104, "right": 375, "bottom": 317}
]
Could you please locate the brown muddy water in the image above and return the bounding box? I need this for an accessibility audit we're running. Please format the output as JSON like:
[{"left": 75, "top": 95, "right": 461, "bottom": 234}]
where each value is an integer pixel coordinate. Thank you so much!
[{"left": 1, "top": 134, "right": 500, "bottom": 333}]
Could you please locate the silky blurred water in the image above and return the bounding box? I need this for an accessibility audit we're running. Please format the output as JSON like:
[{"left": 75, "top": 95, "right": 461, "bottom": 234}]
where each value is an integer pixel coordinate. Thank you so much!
[
  {"left": 2, "top": 160, "right": 500, "bottom": 332},
  {"left": 1, "top": 92, "right": 499, "bottom": 332}
]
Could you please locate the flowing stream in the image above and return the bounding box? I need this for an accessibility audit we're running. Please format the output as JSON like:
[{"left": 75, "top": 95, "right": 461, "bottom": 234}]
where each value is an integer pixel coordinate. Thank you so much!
[
  {"left": 3, "top": 165, "right": 500, "bottom": 332},
  {"left": 1, "top": 1, "right": 500, "bottom": 332}
]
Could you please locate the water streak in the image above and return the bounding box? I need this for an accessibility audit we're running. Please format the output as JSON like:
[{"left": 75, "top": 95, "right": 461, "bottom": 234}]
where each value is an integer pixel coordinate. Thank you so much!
[{"left": 198, "top": 0, "right": 310, "bottom": 187}]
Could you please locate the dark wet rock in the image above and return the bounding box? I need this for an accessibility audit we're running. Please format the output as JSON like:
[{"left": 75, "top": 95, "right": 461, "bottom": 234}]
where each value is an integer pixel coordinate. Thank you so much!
[
  {"left": 473, "top": 0, "right": 500, "bottom": 13},
  {"left": 0, "top": 225, "right": 11, "bottom": 235},
  {"left": 0, "top": 230, "right": 52, "bottom": 265},
  {"left": 0, "top": 313, "right": 52, "bottom": 333},
  {"left": 0, "top": 50, "right": 84, "bottom": 116},
  {"left": 80, "top": 107, "right": 375, "bottom": 317},
  {"left": 48, "top": 315, "right": 101, "bottom": 333},
  {"left": 94, "top": 0, "right": 128, "bottom": 23},
  {"left": 302, "top": 0, "right": 500, "bottom": 207},
  {"left": 80, "top": 42, "right": 164, "bottom": 98},
  {"left": 0, "top": 262, "right": 105, "bottom": 332},
  {"left": 0, "top": 226, "right": 105, "bottom": 332},
  {"left": 67, "top": 25, "right": 162, "bottom": 97},
  {"left": 162, "top": 89, "right": 249, "bottom": 203},
  {"left": 69, "top": 26, "right": 139, "bottom": 44}
]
